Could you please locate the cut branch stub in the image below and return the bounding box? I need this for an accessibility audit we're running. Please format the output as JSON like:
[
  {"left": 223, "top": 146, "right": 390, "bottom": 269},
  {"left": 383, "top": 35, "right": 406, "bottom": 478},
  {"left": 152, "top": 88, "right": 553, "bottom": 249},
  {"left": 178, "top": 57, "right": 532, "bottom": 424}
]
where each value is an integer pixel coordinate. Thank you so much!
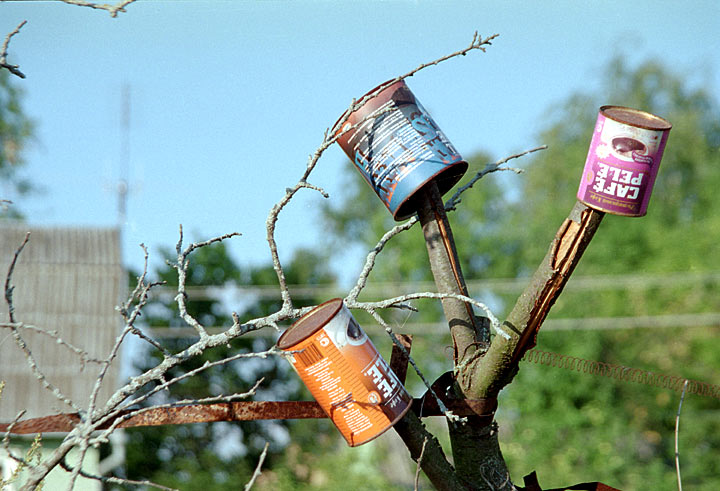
[
  {"left": 389, "top": 333, "right": 413, "bottom": 384},
  {"left": 472, "top": 201, "right": 605, "bottom": 398},
  {"left": 510, "top": 204, "right": 604, "bottom": 363}
]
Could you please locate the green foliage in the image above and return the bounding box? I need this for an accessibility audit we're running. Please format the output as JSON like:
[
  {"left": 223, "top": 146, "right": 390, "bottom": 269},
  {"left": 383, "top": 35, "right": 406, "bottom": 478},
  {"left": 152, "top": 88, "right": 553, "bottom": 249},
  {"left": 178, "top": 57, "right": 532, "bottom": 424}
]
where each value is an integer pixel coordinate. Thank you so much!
[
  {"left": 0, "top": 70, "right": 34, "bottom": 217},
  {"left": 0, "top": 428, "right": 44, "bottom": 490},
  {"left": 491, "top": 58, "right": 720, "bottom": 489},
  {"left": 322, "top": 56, "right": 720, "bottom": 489}
]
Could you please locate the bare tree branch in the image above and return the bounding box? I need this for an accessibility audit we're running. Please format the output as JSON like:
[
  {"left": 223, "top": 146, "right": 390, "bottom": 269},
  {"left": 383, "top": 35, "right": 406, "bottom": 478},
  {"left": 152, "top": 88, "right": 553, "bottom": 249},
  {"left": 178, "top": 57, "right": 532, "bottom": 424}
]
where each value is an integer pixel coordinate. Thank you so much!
[
  {"left": 58, "top": 457, "right": 180, "bottom": 491},
  {"left": 1, "top": 20, "right": 26, "bottom": 79},
  {"left": 4, "top": 234, "right": 82, "bottom": 413},
  {"left": 414, "top": 436, "right": 428, "bottom": 491},
  {"left": 244, "top": 442, "right": 270, "bottom": 491},
  {"left": 445, "top": 145, "right": 546, "bottom": 211},
  {"left": 172, "top": 226, "right": 241, "bottom": 338},
  {"left": 0, "top": 322, "right": 105, "bottom": 367},
  {"left": 331, "top": 32, "right": 499, "bottom": 137},
  {"left": 675, "top": 379, "right": 689, "bottom": 491},
  {"left": 54, "top": 0, "right": 138, "bottom": 17}
]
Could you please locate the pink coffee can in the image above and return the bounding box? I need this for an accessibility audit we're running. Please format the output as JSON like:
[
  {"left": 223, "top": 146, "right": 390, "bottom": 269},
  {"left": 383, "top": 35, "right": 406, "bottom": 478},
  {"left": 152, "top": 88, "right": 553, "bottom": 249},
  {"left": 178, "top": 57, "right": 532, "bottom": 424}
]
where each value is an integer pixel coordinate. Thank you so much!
[{"left": 577, "top": 105, "right": 672, "bottom": 217}]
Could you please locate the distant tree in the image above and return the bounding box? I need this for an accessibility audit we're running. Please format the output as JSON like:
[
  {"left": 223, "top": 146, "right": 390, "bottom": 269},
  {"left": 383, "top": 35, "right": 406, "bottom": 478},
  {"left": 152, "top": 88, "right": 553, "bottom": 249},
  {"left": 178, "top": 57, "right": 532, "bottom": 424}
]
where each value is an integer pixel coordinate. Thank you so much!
[
  {"left": 0, "top": 70, "right": 34, "bottom": 218},
  {"left": 490, "top": 57, "right": 720, "bottom": 490},
  {"left": 323, "top": 56, "right": 720, "bottom": 489}
]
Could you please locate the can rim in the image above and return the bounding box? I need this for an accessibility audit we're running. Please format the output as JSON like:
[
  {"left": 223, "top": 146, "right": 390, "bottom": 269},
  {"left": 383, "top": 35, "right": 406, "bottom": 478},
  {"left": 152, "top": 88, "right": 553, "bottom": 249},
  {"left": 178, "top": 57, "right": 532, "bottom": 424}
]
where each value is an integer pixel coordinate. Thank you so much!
[
  {"left": 276, "top": 298, "right": 343, "bottom": 350},
  {"left": 577, "top": 197, "right": 647, "bottom": 217},
  {"left": 392, "top": 160, "right": 468, "bottom": 220},
  {"left": 332, "top": 79, "right": 408, "bottom": 138},
  {"left": 600, "top": 105, "right": 672, "bottom": 131}
]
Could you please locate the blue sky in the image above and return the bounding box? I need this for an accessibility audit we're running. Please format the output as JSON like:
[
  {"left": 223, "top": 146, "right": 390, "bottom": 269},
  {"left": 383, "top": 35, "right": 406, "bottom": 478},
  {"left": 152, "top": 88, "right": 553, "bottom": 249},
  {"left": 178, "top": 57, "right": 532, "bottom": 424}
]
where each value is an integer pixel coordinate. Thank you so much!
[{"left": 3, "top": 1, "right": 719, "bottom": 278}]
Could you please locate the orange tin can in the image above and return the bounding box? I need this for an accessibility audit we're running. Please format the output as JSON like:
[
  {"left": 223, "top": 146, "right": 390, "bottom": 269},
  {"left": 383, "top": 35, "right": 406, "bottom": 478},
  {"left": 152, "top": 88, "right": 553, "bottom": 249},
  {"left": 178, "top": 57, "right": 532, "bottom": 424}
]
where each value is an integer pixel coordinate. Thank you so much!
[{"left": 277, "top": 298, "right": 412, "bottom": 446}]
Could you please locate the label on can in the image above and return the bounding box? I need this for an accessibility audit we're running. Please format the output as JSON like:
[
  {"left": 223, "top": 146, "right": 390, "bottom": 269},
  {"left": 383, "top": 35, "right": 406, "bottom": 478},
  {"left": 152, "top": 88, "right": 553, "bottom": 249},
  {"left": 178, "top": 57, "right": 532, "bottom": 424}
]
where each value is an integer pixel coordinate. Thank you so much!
[
  {"left": 335, "top": 80, "right": 467, "bottom": 220},
  {"left": 277, "top": 299, "right": 412, "bottom": 446},
  {"left": 577, "top": 105, "right": 672, "bottom": 216}
]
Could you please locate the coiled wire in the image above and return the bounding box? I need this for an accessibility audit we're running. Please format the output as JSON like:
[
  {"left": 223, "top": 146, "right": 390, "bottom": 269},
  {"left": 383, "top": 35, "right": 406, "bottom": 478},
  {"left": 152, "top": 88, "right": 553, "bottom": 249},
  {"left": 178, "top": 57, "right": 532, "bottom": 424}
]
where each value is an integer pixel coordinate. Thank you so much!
[{"left": 523, "top": 349, "right": 720, "bottom": 399}]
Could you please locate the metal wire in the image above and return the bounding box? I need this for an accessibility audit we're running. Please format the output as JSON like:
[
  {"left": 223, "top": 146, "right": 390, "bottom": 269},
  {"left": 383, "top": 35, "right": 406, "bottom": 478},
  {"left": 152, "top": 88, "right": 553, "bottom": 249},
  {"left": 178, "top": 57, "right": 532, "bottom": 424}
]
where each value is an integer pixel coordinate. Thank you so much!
[{"left": 523, "top": 349, "right": 720, "bottom": 399}]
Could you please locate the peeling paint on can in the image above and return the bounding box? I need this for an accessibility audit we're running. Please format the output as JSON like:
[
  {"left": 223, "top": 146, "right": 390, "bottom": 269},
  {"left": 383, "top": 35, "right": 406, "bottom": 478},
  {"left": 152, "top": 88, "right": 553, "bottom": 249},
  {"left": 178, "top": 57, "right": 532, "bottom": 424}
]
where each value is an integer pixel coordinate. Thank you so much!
[
  {"left": 335, "top": 80, "right": 468, "bottom": 220},
  {"left": 277, "top": 298, "right": 412, "bottom": 446},
  {"left": 577, "top": 105, "right": 672, "bottom": 217}
]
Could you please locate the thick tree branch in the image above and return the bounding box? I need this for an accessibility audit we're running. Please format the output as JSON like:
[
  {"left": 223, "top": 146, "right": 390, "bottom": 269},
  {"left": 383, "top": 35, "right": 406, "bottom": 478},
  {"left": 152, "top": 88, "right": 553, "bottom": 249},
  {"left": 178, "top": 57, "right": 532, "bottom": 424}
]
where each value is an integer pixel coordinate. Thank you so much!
[
  {"left": 471, "top": 201, "right": 605, "bottom": 398},
  {"left": 417, "top": 180, "right": 485, "bottom": 377},
  {"left": 392, "top": 411, "right": 466, "bottom": 491}
]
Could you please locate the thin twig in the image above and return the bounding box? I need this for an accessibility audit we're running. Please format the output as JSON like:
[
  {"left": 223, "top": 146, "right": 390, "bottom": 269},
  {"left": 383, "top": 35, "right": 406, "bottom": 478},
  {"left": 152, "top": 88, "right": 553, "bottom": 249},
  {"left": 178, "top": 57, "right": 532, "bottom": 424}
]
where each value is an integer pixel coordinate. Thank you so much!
[
  {"left": 172, "top": 225, "right": 241, "bottom": 338},
  {"left": 0, "top": 20, "right": 27, "bottom": 79},
  {"left": 331, "top": 33, "right": 499, "bottom": 136},
  {"left": 675, "top": 379, "right": 689, "bottom": 491},
  {"left": 347, "top": 219, "right": 418, "bottom": 302},
  {"left": 445, "top": 145, "right": 546, "bottom": 211},
  {"left": 0, "top": 322, "right": 104, "bottom": 366},
  {"left": 415, "top": 437, "right": 428, "bottom": 491},
  {"left": 244, "top": 442, "right": 270, "bottom": 491},
  {"left": 117, "top": 244, "right": 170, "bottom": 356},
  {"left": 104, "top": 351, "right": 274, "bottom": 431},
  {"left": 348, "top": 290, "right": 502, "bottom": 337},
  {"left": 4, "top": 233, "right": 81, "bottom": 412},
  {"left": 4, "top": 232, "right": 30, "bottom": 321},
  {"left": 54, "top": 0, "right": 138, "bottom": 17},
  {"left": 1, "top": 409, "right": 30, "bottom": 472},
  {"left": 58, "top": 457, "right": 179, "bottom": 491},
  {"left": 364, "top": 308, "right": 454, "bottom": 419}
]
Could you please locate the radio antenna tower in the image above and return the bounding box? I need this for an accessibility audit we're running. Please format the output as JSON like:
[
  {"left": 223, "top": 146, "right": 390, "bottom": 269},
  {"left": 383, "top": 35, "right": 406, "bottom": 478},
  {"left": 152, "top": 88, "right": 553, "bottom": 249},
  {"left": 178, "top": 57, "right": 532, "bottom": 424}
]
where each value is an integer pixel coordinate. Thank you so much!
[{"left": 118, "top": 84, "right": 131, "bottom": 227}]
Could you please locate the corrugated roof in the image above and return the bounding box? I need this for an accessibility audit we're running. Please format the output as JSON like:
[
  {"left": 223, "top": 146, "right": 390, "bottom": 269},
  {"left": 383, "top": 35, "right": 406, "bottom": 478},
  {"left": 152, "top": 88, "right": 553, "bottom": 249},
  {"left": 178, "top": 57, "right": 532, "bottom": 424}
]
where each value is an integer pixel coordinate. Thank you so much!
[{"left": 0, "top": 223, "right": 125, "bottom": 422}]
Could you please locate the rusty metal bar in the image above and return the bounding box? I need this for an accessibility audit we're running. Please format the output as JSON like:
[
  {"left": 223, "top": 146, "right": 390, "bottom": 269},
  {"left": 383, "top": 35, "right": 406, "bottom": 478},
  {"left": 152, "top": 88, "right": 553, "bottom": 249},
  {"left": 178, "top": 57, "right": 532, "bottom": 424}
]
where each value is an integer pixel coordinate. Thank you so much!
[{"left": 1, "top": 398, "right": 483, "bottom": 435}]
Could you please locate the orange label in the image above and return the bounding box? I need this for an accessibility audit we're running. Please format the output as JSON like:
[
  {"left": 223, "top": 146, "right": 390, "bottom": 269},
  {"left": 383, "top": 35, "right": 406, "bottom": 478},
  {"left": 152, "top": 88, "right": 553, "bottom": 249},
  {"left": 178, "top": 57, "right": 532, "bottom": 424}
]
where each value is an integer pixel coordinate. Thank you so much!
[{"left": 286, "top": 305, "right": 411, "bottom": 446}]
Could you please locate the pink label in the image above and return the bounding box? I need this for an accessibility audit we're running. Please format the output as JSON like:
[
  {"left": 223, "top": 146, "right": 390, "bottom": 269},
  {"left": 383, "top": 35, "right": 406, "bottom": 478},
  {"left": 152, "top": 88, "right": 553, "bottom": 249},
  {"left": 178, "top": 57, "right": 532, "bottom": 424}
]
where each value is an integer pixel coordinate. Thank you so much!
[{"left": 577, "top": 111, "right": 670, "bottom": 216}]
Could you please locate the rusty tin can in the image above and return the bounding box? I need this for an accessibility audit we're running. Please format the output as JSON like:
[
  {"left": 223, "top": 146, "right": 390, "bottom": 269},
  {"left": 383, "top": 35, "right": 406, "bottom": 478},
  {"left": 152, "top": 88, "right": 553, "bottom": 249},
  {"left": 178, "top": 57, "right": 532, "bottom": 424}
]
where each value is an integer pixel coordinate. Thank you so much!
[
  {"left": 335, "top": 80, "right": 468, "bottom": 221},
  {"left": 577, "top": 105, "right": 672, "bottom": 216},
  {"left": 277, "top": 298, "right": 412, "bottom": 446}
]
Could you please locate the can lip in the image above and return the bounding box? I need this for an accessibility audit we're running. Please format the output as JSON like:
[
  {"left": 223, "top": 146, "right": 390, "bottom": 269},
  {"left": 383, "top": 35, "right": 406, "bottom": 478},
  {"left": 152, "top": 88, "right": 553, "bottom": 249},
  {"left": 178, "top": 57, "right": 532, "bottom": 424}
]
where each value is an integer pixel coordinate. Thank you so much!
[
  {"left": 577, "top": 197, "right": 647, "bottom": 217},
  {"left": 276, "top": 298, "right": 343, "bottom": 350},
  {"left": 600, "top": 105, "right": 672, "bottom": 131}
]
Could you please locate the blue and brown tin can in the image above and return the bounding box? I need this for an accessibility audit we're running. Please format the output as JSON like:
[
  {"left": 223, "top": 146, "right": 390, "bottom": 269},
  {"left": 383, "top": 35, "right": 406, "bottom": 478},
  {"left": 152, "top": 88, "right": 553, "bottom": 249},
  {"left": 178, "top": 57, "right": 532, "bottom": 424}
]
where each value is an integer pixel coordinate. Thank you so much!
[
  {"left": 577, "top": 106, "right": 672, "bottom": 217},
  {"left": 335, "top": 80, "right": 468, "bottom": 220},
  {"left": 277, "top": 298, "right": 412, "bottom": 446}
]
